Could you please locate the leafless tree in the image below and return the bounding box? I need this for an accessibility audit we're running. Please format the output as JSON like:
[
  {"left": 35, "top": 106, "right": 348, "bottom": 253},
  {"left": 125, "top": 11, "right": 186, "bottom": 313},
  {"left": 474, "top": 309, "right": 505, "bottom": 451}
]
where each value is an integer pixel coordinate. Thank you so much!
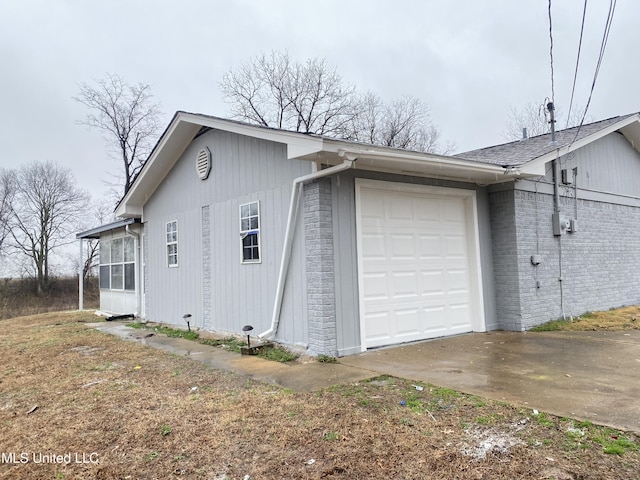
[
  {"left": 80, "top": 199, "right": 115, "bottom": 282},
  {"left": 8, "top": 161, "right": 89, "bottom": 295},
  {"left": 349, "top": 93, "right": 447, "bottom": 153},
  {"left": 221, "top": 51, "right": 358, "bottom": 137},
  {"left": 503, "top": 101, "right": 587, "bottom": 141},
  {"left": 75, "top": 73, "right": 162, "bottom": 196},
  {"left": 0, "top": 168, "right": 16, "bottom": 257},
  {"left": 221, "top": 52, "right": 451, "bottom": 153}
]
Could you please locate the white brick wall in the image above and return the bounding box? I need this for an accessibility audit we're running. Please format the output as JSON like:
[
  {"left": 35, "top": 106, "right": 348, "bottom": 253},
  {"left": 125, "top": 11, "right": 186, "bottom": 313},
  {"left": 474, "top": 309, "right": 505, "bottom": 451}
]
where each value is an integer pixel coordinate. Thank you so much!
[
  {"left": 304, "top": 179, "right": 338, "bottom": 355},
  {"left": 490, "top": 187, "right": 640, "bottom": 330}
]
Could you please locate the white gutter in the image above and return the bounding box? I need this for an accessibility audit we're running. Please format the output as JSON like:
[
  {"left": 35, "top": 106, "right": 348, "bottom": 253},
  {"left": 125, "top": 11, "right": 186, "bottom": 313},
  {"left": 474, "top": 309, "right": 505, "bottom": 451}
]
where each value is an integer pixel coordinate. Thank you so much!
[
  {"left": 125, "top": 224, "right": 141, "bottom": 317},
  {"left": 259, "top": 156, "right": 355, "bottom": 339}
]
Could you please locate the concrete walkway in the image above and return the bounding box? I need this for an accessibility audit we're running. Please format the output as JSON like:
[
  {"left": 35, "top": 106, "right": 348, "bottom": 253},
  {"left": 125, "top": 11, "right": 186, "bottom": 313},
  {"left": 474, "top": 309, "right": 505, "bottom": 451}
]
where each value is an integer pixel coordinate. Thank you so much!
[
  {"left": 340, "top": 330, "right": 640, "bottom": 433},
  {"left": 89, "top": 322, "right": 374, "bottom": 392},
  {"left": 90, "top": 322, "right": 640, "bottom": 433}
]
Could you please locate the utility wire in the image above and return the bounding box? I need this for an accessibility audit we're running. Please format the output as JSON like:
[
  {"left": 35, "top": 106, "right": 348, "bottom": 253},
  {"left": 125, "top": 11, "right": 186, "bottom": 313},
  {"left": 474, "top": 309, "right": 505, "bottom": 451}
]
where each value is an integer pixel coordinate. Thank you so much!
[
  {"left": 548, "top": 0, "right": 555, "bottom": 105},
  {"left": 570, "top": 0, "right": 617, "bottom": 146},
  {"left": 566, "top": 0, "right": 589, "bottom": 128}
]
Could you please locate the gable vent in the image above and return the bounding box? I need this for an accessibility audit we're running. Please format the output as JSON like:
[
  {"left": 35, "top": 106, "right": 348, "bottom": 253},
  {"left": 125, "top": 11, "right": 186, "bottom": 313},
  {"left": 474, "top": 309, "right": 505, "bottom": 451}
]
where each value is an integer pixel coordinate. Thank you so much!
[{"left": 196, "top": 146, "right": 212, "bottom": 180}]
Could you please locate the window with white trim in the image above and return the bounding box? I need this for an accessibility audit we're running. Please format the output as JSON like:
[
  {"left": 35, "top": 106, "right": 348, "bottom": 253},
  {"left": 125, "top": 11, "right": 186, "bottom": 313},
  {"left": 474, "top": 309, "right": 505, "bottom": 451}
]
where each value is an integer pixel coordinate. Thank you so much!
[
  {"left": 99, "top": 236, "right": 135, "bottom": 291},
  {"left": 240, "top": 201, "right": 260, "bottom": 263},
  {"left": 166, "top": 220, "right": 178, "bottom": 267}
]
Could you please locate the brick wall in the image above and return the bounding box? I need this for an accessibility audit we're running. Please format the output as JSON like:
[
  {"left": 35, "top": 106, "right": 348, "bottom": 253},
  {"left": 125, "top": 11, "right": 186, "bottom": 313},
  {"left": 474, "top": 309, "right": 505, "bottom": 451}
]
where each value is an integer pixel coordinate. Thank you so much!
[
  {"left": 491, "top": 186, "right": 640, "bottom": 330},
  {"left": 201, "top": 205, "right": 211, "bottom": 330},
  {"left": 488, "top": 189, "right": 523, "bottom": 330},
  {"left": 304, "top": 179, "right": 338, "bottom": 356}
]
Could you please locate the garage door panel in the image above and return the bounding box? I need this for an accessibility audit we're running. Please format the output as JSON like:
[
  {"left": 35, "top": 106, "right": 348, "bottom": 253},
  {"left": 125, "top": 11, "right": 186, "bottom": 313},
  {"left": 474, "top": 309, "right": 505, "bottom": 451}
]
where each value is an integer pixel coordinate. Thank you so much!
[
  {"left": 414, "top": 197, "right": 440, "bottom": 221},
  {"left": 365, "top": 311, "right": 393, "bottom": 342},
  {"left": 361, "top": 193, "right": 385, "bottom": 219},
  {"left": 418, "top": 235, "right": 442, "bottom": 259},
  {"left": 389, "top": 234, "right": 415, "bottom": 259},
  {"left": 362, "top": 272, "right": 388, "bottom": 300},
  {"left": 361, "top": 233, "right": 386, "bottom": 259},
  {"left": 440, "top": 198, "right": 466, "bottom": 221},
  {"left": 391, "top": 271, "right": 419, "bottom": 297},
  {"left": 447, "top": 269, "right": 470, "bottom": 294},
  {"left": 359, "top": 182, "right": 478, "bottom": 349},
  {"left": 421, "top": 270, "right": 445, "bottom": 295},
  {"left": 395, "top": 308, "right": 421, "bottom": 336},
  {"left": 388, "top": 195, "right": 414, "bottom": 221},
  {"left": 444, "top": 235, "right": 467, "bottom": 258}
]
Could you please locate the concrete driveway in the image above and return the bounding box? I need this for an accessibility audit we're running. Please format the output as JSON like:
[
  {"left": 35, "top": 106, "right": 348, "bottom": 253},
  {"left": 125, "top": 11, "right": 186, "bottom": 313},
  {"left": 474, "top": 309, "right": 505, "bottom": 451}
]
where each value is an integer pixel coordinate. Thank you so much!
[{"left": 340, "top": 330, "right": 640, "bottom": 433}]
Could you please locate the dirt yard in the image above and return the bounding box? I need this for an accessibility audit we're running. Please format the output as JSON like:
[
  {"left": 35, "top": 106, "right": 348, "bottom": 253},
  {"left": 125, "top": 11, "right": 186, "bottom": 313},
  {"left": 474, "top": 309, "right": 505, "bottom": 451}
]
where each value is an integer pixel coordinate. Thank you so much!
[{"left": 1, "top": 312, "right": 639, "bottom": 479}]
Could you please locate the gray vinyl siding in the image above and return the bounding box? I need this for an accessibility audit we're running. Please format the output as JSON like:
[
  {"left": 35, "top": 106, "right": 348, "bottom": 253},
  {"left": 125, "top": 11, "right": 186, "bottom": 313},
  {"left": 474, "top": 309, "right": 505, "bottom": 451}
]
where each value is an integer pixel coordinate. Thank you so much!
[
  {"left": 143, "top": 129, "right": 312, "bottom": 345},
  {"left": 489, "top": 132, "right": 640, "bottom": 330},
  {"left": 331, "top": 169, "right": 496, "bottom": 356},
  {"left": 551, "top": 132, "right": 640, "bottom": 196}
]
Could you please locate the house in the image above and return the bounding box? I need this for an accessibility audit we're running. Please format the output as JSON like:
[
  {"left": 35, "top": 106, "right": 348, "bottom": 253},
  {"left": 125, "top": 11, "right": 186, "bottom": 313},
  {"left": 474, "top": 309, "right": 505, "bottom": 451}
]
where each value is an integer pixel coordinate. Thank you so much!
[{"left": 77, "top": 111, "right": 640, "bottom": 356}]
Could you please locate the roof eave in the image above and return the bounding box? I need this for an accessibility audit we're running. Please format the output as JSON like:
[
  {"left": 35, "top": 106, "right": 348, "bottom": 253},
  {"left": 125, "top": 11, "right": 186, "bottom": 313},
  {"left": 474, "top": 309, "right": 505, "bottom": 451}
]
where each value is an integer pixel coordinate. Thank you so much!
[
  {"left": 307, "top": 139, "right": 525, "bottom": 184},
  {"left": 76, "top": 218, "right": 141, "bottom": 239},
  {"left": 115, "top": 113, "right": 326, "bottom": 218},
  {"left": 523, "top": 113, "right": 640, "bottom": 172}
]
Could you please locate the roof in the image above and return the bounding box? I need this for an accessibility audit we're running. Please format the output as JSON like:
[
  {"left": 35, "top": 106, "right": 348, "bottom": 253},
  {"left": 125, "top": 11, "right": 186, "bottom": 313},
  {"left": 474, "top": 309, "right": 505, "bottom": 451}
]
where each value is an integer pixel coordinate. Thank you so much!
[
  {"left": 114, "top": 112, "right": 509, "bottom": 218},
  {"left": 455, "top": 113, "right": 640, "bottom": 168},
  {"left": 76, "top": 218, "right": 141, "bottom": 239}
]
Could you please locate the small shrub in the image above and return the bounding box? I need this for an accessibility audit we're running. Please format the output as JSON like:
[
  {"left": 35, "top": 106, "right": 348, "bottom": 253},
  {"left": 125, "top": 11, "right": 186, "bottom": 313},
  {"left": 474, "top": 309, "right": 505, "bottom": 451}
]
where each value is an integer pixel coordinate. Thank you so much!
[
  {"left": 257, "top": 345, "right": 298, "bottom": 363},
  {"left": 160, "top": 424, "right": 172, "bottom": 437},
  {"left": 317, "top": 354, "right": 337, "bottom": 363},
  {"left": 323, "top": 430, "right": 339, "bottom": 441}
]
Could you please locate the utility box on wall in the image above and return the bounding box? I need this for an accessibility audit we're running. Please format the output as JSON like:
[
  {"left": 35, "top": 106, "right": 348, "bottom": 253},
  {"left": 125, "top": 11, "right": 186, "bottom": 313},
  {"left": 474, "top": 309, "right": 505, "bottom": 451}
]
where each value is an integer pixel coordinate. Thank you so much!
[
  {"left": 552, "top": 213, "right": 577, "bottom": 235},
  {"left": 552, "top": 213, "right": 569, "bottom": 235}
]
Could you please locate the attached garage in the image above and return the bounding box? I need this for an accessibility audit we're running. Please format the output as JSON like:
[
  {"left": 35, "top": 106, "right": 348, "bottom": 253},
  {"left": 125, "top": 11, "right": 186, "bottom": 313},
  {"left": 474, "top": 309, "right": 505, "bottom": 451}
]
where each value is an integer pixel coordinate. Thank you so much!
[{"left": 355, "top": 179, "right": 486, "bottom": 349}]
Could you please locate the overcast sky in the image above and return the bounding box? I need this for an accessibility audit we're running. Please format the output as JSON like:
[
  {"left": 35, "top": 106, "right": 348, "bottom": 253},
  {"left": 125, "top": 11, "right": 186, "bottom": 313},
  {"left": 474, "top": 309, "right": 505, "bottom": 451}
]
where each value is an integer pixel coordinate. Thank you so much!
[{"left": 1, "top": 0, "right": 637, "bottom": 203}]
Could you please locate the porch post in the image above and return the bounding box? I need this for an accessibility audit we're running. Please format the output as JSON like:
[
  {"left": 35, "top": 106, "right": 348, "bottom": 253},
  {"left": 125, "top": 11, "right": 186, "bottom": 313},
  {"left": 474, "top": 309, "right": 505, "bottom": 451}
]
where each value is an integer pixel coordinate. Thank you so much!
[{"left": 78, "top": 238, "right": 84, "bottom": 311}]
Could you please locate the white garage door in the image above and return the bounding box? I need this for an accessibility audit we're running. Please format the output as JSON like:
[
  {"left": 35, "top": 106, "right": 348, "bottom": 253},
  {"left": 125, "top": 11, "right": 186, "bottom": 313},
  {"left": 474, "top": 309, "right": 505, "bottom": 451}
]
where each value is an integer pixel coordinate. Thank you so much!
[{"left": 356, "top": 180, "right": 482, "bottom": 349}]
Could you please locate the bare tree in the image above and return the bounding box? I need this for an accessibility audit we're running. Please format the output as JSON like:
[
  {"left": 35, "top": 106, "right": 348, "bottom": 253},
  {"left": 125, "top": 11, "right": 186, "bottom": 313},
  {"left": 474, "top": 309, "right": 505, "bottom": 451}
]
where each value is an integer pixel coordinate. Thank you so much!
[
  {"left": 503, "top": 101, "right": 587, "bottom": 141},
  {"left": 221, "top": 52, "right": 451, "bottom": 153},
  {"left": 80, "top": 199, "right": 115, "bottom": 283},
  {"left": 8, "top": 161, "right": 89, "bottom": 295},
  {"left": 75, "top": 73, "right": 162, "bottom": 196},
  {"left": 0, "top": 168, "right": 16, "bottom": 256},
  {"left": 349, "top": 93, "right": 446, "bottom": 153},
  {"left": 221, "top": 51, "right": 358, "bottom": 137}
]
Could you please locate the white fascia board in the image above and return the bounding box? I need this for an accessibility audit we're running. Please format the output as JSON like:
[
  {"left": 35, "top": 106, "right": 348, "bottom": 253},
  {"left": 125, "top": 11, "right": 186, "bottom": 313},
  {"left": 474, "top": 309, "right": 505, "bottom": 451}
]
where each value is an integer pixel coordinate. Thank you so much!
[
  {"left": 523, "top": 114, "right": 640, "bottom": 173},
  {"left": 321, "top": 140, "right": 509, "bottom": 181},
  {"left": 179, "top": 113, "right": 324, "bottom": 159},
  {"left": 115, "top": 117, "right": 200, "bottom": 218}
]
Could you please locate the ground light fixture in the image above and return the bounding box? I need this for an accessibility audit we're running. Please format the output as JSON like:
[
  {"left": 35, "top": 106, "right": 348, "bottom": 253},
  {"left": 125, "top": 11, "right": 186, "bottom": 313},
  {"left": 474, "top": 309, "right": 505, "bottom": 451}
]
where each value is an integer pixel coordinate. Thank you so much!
[
  {"left": 242, "top": 325, "right": 254, "bottom": 348},
  {"left": 183, "top": 313, "right": 192, "bottom": 331}
]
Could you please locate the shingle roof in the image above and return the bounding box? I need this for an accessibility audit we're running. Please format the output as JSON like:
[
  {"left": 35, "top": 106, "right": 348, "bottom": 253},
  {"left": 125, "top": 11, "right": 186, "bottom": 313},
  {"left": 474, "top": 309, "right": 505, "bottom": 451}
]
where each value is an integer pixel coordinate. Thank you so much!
[{"left": 455, "top": 114, "right": 636, "bottom": 167}]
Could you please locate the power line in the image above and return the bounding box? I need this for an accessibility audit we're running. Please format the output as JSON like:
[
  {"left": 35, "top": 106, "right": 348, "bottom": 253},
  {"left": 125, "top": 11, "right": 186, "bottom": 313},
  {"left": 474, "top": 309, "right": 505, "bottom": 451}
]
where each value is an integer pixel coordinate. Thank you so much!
[
  {"left": 566, "top": 0, "right": 589, "bottom": 128},
  {"left": 570, "top": 0, "right": 617, "bottom": 146},
  {"left": 548, "top": 0, "right": 555, "bottom": 105}
]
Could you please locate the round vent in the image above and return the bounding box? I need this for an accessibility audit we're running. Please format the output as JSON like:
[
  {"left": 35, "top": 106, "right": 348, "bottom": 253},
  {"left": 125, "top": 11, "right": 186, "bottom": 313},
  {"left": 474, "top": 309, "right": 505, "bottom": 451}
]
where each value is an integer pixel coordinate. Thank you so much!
[{"left": 196, "top": 146, "right": 212, "bottom": 180}]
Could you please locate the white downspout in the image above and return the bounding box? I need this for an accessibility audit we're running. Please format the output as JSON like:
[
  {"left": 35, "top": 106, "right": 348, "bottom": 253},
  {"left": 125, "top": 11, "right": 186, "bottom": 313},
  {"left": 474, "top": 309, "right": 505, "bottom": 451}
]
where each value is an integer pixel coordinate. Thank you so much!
[
  {"left": 259, "top": 157, "right": 355, "bottom": 339},
  {"left": 125, "top": 225, "right": 141, "bottom": 317}
]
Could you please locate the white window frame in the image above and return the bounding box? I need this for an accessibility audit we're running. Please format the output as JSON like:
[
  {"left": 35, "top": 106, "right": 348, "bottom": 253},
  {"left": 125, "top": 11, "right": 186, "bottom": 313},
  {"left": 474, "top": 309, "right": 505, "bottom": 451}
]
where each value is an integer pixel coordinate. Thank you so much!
[
  {"left": 98, "top": 236, "right": 135, "bottom": 291},
  {"left": 166, "top": 220, "right": 178, "bottom": 267},
  {"left": 239, "top": 201, "right": 261, "bottom": 264}
]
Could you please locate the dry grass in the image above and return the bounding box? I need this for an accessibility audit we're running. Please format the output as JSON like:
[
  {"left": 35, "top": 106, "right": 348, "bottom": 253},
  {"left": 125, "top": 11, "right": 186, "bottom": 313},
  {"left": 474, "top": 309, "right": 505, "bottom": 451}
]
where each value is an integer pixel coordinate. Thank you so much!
[
  {"left": 1, "top": 311, "right": 639, "bottom": 479},
  {"left": 531, "top": 305, "right": 640, "bottom": 331},
  {"left": 0, "top": 277, "right": 99, "bottom": 320}
]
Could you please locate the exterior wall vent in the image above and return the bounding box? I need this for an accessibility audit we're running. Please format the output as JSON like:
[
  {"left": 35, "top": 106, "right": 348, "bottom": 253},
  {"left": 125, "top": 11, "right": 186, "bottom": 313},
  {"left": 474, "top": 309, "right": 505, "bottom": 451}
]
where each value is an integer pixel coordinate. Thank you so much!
[{"left": 196, "top": 146, "right": 212, "bottom": 180}]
